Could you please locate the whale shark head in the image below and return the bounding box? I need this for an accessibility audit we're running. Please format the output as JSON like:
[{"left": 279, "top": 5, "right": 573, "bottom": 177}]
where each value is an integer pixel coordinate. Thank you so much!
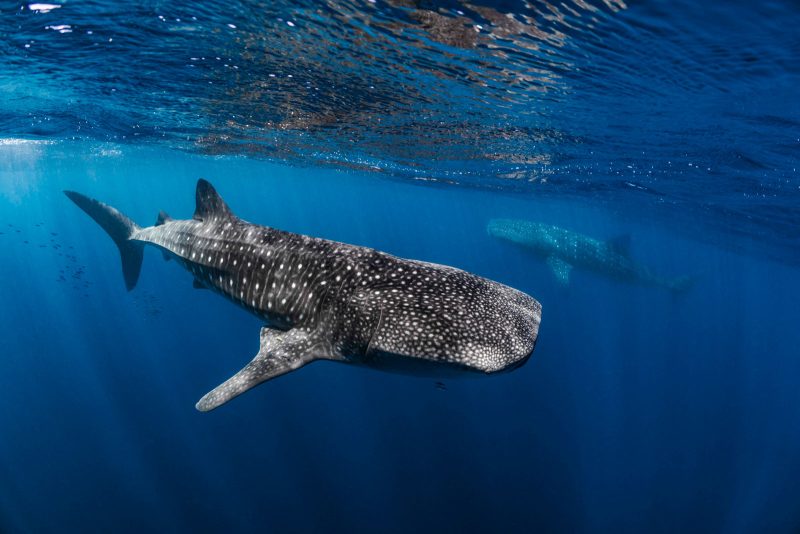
[
  {"left": 352, "top": 258, "right": 542, "bottom": 375},
  {"left": 487, "top": 218, "right": 559, "bottom": 257}
]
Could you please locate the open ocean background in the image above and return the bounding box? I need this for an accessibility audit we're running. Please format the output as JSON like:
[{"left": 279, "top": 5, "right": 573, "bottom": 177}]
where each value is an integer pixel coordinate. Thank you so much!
[{"left": 1, "top": 1, "right": 798, "bottom": 532}]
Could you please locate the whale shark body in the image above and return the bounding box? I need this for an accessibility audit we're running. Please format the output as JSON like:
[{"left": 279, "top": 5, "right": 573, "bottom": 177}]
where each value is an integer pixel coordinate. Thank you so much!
[
  {"left": 487, "top": 219, "right": 690, "bottom": 291},
  {"left": 65, "top": 180, "right": 541, "bottom": 411}
]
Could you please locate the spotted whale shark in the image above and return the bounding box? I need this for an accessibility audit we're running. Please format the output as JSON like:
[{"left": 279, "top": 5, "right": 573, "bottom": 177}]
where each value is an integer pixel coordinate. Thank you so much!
[
  {"left": 65, "top": 180, "right": 541, "bottom": 411},
  {"left": 487, "top": 218, "right": 690, "bottom": 292}
]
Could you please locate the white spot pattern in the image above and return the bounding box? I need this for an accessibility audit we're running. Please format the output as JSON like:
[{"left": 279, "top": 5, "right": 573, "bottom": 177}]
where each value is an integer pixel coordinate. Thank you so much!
[{"left": 130, "top": 182, "right": 541, "bottom": 380}]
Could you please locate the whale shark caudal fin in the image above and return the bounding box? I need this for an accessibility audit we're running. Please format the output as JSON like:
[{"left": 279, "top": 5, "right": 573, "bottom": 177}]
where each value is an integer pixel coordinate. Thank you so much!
[
  {"left": 546, "top": 256, "right": 573, "bottom": 286},
  {"left": 194, "top": 178, "right": 234, "bottom": 222},
  {"left": 64, "top": 191, "right": 144, "bottom": 291},
  {"left": 607, "top": 234, "right": 631, "bottom": 256},
  {"left": 196, "top": 327, "right": 320, "bottom": 412}
]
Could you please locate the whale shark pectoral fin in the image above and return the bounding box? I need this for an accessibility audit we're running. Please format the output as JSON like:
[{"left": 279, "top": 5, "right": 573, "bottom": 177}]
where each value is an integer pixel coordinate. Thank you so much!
[
  {"left": 546, "top": 256, "right": 572, "bottom": 286},
  {"left": 192, "top": 279, "right": 207, "bottom": 290},
  {"left": 195, "top": 327, "right": 318, "bottom": 412},
  {"left": 607, "top": 234, "right": 631, "bottom": 256}
]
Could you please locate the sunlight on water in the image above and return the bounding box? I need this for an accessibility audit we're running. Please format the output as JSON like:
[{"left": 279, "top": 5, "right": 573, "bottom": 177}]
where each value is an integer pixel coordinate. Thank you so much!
[
  {"left": 0, "top": 138, "right": 52, "bottom": 203},
  {"left": 1, "top": 0, "right": 797, "bottom": 267},
  {"left": 27, "top": 3, "right": 61, "bottom": 13}
]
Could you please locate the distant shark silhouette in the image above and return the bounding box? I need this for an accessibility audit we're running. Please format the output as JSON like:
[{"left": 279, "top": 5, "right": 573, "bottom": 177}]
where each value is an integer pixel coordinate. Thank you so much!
[
  {"left": 487, "top": 219, "right": 690, "bottom": 292},
  {"left": 65, "top": 180, "right": 542, "bottom": 411}
]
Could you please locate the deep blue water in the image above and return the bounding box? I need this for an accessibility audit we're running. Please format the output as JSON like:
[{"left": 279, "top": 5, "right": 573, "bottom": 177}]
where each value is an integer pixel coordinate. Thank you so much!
[{"left": 1, "top": 0, "right": 799, "bottom": 532}]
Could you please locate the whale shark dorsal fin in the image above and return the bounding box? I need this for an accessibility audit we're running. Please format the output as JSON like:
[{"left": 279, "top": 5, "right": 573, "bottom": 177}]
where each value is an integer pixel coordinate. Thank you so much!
[
  {"left": 155, "top": 210, "right": 172, "bottom": 226},
  {"left": 195, "top": 327, "right": 318, "bottom": 412},
  {"left": 194, "top": 179, "right": 234, "bottom": 222},
  {"left": 607, "top": 234, "right": 631, "bottom": 256},
  {"left": 546, "top": 256, "right": 572, "bottom": 286}
]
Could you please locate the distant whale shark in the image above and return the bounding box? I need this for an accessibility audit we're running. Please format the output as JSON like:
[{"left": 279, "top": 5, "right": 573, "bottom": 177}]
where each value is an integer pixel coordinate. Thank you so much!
[
  {"left": 487, "top": 219, "right": 690, "bottom": 292},
  {"left": 65, "top": 180, "right": 541, "bottom": 411}
]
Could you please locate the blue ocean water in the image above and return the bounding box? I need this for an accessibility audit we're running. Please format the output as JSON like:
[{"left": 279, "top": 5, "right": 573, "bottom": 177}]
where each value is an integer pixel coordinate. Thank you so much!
[{"left": 1, "top": 1, "right": 799, "bottom": 532}]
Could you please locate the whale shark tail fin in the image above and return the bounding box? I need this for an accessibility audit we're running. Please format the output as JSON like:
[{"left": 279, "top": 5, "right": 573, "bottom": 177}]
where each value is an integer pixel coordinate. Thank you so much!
[{"left": 64, "top": 190, "right": 143, "bottom": 291}]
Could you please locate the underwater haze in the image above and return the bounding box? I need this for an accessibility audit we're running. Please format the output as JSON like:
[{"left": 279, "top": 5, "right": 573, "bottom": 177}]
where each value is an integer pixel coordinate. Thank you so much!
[{"left": 1, "top": 0, "right": 799, "bottom": 532}]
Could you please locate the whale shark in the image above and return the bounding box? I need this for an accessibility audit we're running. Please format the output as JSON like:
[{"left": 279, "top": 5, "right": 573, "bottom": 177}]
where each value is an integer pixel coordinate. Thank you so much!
[
  {"left": 487, "top": 218, "right": 690, "bottom": 291},
  {"left": 65, "top": 180, "right": 541, "bottom": 411}
]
